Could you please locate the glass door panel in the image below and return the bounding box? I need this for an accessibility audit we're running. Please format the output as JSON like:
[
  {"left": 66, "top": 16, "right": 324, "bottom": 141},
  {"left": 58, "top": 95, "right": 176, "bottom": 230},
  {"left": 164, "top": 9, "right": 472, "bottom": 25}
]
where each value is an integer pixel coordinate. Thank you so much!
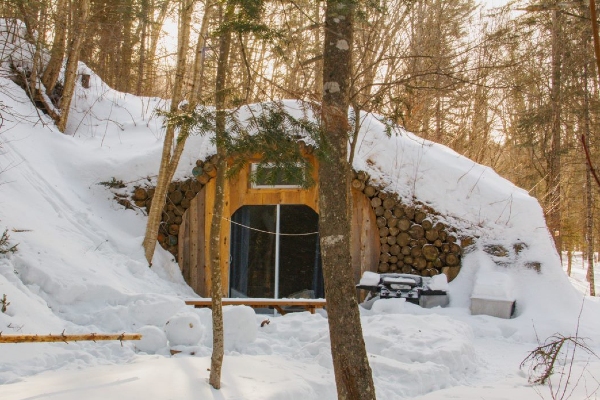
[
  {"left": 229, "top": 204, "right": 323, "bottom": 299},
  {"left": 229, "top": 205, "right": 276, "bottom": 298},
  {"left": 279, "top": 205, "right": 323, "bottom": 298}
]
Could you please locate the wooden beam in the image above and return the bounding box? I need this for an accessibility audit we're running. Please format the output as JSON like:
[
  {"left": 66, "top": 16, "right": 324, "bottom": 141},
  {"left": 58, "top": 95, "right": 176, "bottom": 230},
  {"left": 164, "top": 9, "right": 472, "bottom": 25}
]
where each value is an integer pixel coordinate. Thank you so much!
[
  {"left": 0, "top": 332, "right": 141, "bottom": 344},
  {"left": 185, "top": 298, "right": 326, "bottom": 314}
]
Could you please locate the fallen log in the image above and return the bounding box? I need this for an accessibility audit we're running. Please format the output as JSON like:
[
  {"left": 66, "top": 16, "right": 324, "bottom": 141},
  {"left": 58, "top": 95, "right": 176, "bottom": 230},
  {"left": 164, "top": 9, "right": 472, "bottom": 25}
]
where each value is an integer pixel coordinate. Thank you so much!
[{"left": 0, "top": 332, "right": 141, "bottom": 344}]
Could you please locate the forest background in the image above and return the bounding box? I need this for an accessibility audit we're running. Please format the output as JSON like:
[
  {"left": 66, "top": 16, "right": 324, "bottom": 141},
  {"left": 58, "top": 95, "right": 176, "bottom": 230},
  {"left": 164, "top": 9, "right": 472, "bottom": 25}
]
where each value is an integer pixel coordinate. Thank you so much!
[{"left": 3, "top": 0, "right": 599, "bottom": 281}]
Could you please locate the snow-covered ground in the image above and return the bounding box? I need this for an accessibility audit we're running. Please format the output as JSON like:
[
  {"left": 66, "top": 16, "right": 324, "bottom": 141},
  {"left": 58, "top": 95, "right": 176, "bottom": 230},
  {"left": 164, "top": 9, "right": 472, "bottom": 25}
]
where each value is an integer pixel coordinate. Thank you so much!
[
  {"left": 562, "top": 252, "right": 599, "bottom": 297},
  {"left": 1, "top": 20, "right": 599, "bottom": 400}
]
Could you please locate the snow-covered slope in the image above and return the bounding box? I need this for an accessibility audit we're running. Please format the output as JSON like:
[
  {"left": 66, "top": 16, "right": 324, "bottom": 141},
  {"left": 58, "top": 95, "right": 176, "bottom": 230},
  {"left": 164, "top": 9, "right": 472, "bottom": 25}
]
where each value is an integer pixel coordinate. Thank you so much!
[{"left": 1, "top": 19, "right": 599, "bottom": 399}]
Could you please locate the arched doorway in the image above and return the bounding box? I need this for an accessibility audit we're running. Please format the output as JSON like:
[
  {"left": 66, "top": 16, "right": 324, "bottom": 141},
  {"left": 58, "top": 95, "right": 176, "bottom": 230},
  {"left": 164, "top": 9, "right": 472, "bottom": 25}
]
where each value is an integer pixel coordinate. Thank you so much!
[{"left": 229, "top": 204, "right": 324, "bottom": 299}]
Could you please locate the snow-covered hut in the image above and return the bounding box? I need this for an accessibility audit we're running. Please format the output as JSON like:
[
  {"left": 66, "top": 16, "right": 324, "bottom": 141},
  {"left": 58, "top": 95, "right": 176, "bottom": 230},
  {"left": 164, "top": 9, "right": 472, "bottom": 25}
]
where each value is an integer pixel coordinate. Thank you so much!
[{"left": 137, "top": 148, "right": 464, "bottom": 298}]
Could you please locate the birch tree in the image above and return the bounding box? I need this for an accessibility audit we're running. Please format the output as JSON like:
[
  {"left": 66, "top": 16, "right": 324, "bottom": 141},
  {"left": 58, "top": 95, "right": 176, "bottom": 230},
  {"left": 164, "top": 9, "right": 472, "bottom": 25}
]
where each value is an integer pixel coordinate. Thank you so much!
[{"left": 142, "top": 0, "right": 195, "bottom": 263}]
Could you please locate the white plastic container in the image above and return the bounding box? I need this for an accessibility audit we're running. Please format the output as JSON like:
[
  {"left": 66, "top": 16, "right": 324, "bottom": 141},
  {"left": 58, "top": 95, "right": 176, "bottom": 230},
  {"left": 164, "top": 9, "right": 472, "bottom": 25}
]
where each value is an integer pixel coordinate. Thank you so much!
[
  {"left": 470, "top": 269, "right": 516, "bottom": 319},
  {"left": 470, "top": 297, "right": 515, "bottom": 319}
]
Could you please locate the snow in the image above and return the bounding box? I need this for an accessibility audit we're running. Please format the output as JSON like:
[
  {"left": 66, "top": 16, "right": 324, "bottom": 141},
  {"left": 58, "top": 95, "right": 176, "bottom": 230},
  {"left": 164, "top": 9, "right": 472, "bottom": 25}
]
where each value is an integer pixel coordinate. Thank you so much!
[
  {"left": 336, "top": 40, "right": 349, "bottom": 50},
  {"left": 370, "top": 298, "right": 407, "bottom": 314},
  {"left": 323, "top": 82, "right": 340, "bottom": 93},
  {"left": 427, "top": 274, "right": 449, "bottom": 291},
  {"left": 471, "top": 267, "right": 515, "bottom": 301},
  {"left": 359, "top": 271, "right": 381, "bottom": 286},
  {"left": 382, "top": 276, "right": 418, "bottom": 285},
  {"left": 135, "top": 325, "right": 168, "bottom": 354},
  {"left": 164, "top": 311, "right": 205, "bottom": 347},
  {"left": 1, "top": 19, "right": 600, "bottom": 399}
]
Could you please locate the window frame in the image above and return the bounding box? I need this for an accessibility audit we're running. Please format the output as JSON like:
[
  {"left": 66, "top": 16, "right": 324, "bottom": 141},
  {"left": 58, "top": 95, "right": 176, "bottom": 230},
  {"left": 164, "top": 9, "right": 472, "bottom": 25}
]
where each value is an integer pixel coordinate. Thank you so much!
[{"left": 249, "top": 162, "right": 305, "bottom": 189}]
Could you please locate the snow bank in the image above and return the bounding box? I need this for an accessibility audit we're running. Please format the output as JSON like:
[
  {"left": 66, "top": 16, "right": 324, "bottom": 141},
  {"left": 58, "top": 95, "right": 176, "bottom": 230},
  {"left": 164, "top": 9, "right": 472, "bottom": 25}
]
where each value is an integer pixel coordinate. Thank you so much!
[
  {"left": 359, "top": 271, "right": 381, "bottom": 286},
  {"left": 428, "top": 274, "right": 449, "bottom": 291}
]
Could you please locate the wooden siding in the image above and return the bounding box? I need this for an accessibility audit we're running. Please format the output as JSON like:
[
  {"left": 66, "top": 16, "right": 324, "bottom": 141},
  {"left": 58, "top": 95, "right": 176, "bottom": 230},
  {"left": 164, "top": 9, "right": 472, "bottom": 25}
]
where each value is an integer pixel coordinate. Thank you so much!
[
  {"left": 178, "top": 187, "right": 206, "bottom": 296},
  {"left": 179, "top": 157, "right": 380, "bottom": 296},
  {"left": 351, "top": 188, "right": 380, "bottom": 283}
]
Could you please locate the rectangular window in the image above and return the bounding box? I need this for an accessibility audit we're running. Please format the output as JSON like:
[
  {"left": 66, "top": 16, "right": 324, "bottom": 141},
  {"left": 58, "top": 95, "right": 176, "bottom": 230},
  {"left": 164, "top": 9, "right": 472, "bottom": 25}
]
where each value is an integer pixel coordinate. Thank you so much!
[{"left": 250, "top": 163, "right": 304, "bottom": 189}]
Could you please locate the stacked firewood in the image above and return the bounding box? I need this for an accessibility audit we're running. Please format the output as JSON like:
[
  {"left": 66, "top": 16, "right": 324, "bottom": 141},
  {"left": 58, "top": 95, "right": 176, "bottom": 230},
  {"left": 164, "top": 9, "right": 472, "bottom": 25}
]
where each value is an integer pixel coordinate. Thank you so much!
[
  {"left": 352, "top": 171, "right": 464, "bottom": 280},
  {"left": 192, "top": 155, "right": 218, "bottom": 185},
  {"left": 131, "top": 156, "right": 219, "bottom": 257}
]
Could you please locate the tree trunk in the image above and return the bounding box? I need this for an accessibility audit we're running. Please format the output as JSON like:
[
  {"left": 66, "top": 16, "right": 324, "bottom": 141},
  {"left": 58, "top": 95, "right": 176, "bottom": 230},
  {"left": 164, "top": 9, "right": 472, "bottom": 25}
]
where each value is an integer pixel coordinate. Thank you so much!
[
  {"left": 28, "top": 32, "right": 43, "bottom": 103},
  {"left": 118, "top": 0, "right": 135, "bottom": 93},
  {"left": 145, "top": 0, "right": 171, "bottom": 95},
  {"left": 190, "top": 1, "right": 215, "bottom": 102},
  {"left": 15, "top": 0, "right": 45, "bottom": 106},
  {"left": 208, "top": 2, "right": 234, "bottom": 390},
  {"left": 586, "top": 168, "right": 595, "bottom": 293},
  {"left": 57, "top": 0, "right": 91, "bottom": 133},
  {"left": 208, "top": 154, "right": 226, "bottom": 390},
  {"left": 142, "top": 0, "right": 194, "bottom": 263},
  {"left": 590, "top": 0, "right": 600, "bottom": 85},
  {"left": 42, "top": 0, "right": 68, "bottom": 94},
  {"left": 582, "top": 21, "right": 596, "bottom": 296},
  {"left": 14, "top": 0, "right": 39, "bottom": 42},
  {"left": 547, "top": 9, "right": 562, "bottom": 259},
  {"left": 136, "top": 0, "right": 149, "bottom": 95},
  {"left": 320, "top": 1, "right": 375, "bottom": 399},
  {"left": 313, "top": 1, "right": 323, "bottom": 98}
]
